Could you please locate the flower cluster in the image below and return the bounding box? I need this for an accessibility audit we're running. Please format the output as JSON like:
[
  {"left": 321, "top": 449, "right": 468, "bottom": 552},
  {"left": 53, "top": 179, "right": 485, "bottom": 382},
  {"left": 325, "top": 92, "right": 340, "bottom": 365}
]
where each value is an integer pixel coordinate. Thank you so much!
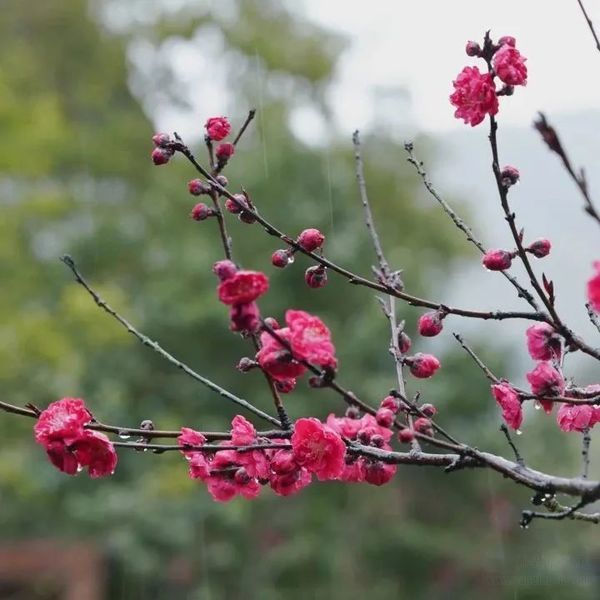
[
  {"left": 450, "top": 35, "right": 527, "bottom": 126},
  {"left": 34, "top": 398, "right": 117, "bottom": 477}
]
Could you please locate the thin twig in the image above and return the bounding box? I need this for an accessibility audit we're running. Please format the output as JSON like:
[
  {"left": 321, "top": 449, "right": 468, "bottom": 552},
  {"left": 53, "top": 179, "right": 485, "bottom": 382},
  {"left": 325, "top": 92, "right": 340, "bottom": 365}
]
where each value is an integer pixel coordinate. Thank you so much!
[
  {"left": 582, "top": 428, "right": 592, "bottom": 479},
  {"left": 453, "top": 332, "right": 499, "bottom": 383},
  {"left": 500, "top": 424, "right": 525, "bottom": 467},
  {"left": 60, "top": 255, "right": 281, "bottom": 428},
  {"left": 405, "top": 143, "right": 540, "bottom": 311},
  {"left": 233, "top": 109, "right": 257, "bottom": 146},
  {"left": 576, "top": 0, "right": 600, "bottom": 53},
  {"left": 534, "top": 112, "right": 600, "bottom": 228}
]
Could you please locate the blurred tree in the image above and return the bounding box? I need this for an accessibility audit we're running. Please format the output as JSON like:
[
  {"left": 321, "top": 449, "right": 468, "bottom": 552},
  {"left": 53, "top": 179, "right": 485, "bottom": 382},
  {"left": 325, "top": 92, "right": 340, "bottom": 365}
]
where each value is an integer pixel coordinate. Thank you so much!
[{"left": 0, "top": 1, "right": 597, "bottom": 599}]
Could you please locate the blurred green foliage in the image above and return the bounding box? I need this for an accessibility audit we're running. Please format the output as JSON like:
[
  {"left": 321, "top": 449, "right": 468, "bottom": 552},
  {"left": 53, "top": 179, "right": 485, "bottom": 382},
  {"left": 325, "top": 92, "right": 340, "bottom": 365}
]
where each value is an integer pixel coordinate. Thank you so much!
[{"left": 0, "top": 1, "right": 598, "bottom": 598}]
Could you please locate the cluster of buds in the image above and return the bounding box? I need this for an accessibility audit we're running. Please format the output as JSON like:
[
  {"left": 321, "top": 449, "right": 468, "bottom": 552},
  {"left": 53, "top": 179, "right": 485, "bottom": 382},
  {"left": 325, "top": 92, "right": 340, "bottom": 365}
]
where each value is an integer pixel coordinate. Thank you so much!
[
  {"left": 482, "top": 238, "right": 551, "bottom": 272},
  {"left": 224, "top": 191, "right": 257, "bottom": 224},
  {"left": 151, "top": 133, "right": 175, "bottom": 166},
  {"left": 205, "top": 116, "right": 236, "bottom": 170}
]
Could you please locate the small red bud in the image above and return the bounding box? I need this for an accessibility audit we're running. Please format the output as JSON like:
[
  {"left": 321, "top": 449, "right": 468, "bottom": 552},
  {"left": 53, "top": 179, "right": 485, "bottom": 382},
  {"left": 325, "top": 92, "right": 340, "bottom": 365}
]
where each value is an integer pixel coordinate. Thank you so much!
[
  {"left": 370, "top": 434, "right": 385, "bottom": 448},
  {"left": 413, "top": 417, "right": 433, "bottom": 435},
  {"left": 482, "top": 249, "right": 513, "bottom": 271},
  {"left": 151, "top": 147, "right": 173, "bottom": 166},
  {"left": 238, "top": 209, "right": 257, "bottom": 225},
  {"left": 420, "top": 403, "right": 437, "bottom": 417},
  {"left": 527, "top": 238, "right": 551, "bottom": 259},
  {"left": 236, "top": 357, "right": 257, "bottom": 373},
  {"left": 405, "top": 353, "right": 441, "bottom": 379},
  {"left": 375, "top": 407, "right": 395, "bottom": 428},
  {"left": 234, "top": 467, "right": 251, "bottom": 485},
  {"left": 380, "top": 395, "right": 400, "bottom": 413},
  {"left": 275, "top": 379, "right": 296, "bottom": 394},
  {"left": 216, "top": 142, "right": 235, "bottom": 162},
  {"left": 498, "top": 35, "right": 516, "bottom": 47},
  {"left": 213, "top": 260, "right": 238, "bottom": 281},
  {"left": 501, "top": 165, "right": 520, "bottom": 187},
  {"left": 297, "top": 228, "right": 325, "bottom": 252},
  {"left": 465, "top": 41, "right": 481, "bottom": 56},
  {"left": 398, "top": 428, "right": 415, "bottom": 444},
  {"left": 398, "top": 331, "right": 412, "bottom": 354},
  {"left": 215, "top": 174, "right": 229, "bottom": 189},
  {"left": 190, "top": 203, "right": 211, "bottom": 221},
  {"left": 225, "top": 194, "right": 247, "bottom": 214},
  {"left": 271, "top": 249, "right": 290, "bottom": 268},
  {"left": 304, "top": 265, "right": 328, "bottom": 288},
  {"left": 417, "top": 311, "right": 444, "bottom": 337},
  {"left": 152, "top": 133, "right": 171, "bottom": 148},
  {"left": 188, "top": 179, "right": 210, "bottom": 196}
]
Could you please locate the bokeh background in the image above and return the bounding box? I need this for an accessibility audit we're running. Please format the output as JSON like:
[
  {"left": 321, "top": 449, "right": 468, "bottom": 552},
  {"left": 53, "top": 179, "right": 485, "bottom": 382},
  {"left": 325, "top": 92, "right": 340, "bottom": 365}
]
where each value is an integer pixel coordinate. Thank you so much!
[{"left": 1, "top": 1, "right": 599, "bottom": 598}]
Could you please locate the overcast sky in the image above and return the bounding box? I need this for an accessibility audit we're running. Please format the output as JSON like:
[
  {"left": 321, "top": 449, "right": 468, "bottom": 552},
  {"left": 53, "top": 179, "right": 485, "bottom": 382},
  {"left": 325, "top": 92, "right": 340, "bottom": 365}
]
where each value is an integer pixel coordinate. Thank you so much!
[{"left": 303, "top": 0, "right": 600, "bottom": 133}]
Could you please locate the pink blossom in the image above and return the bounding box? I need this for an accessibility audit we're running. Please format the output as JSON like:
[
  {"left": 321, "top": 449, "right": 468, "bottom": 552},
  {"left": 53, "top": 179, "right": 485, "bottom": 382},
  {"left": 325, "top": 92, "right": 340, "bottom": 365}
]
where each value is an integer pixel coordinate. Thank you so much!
[
  {"left": 498, "top": 36, "right": 516, "bottom": 47},
  {"left": 34, "top": 398, "right": 91, "bottom": 445},
  {"left": 526, "top": 362, "right": 565, "bottom": 411},
  {"left": 413, "top": 417, "right": 433, "bottom": 435},
  {"left": 178, "top": 427, "right": 207, "bottom": 459},
  {"left": 418, "top": 311, "right": 444, "bottom": 337},
  {"left": 205, "top": 449, "right": 261, "bottom": 502},
  {"left": 286, "top": 310, "right": 337, "bottom": 369},
  {"left": 493, "top": 45, "right": 527, "bottom": 86},
  {"left": 398, "top": 428, "right": 415, "bottom": 444},
  {"left": 380, "top": 395, "right": 400, "bottom": 413},
  {"left": 205, "top": 116, "right": 231, "bottom": 141},
  {"left": 483, "top": 249, "right": 513, "bottom": 271},
  {"left": 450, "top": 66, "right": 499, "bottom": 127},
  {"left": 556, "top": 403, "right": 596, "bottom": 433},
  {"left": 586, "top": 261, "right": 600, "bottom": 312},
  {"left": 375, "top": 408, "right": 395, "bottom": 428},
  {"left": 491, "top": 383, "right": 523, "bottom": 430},
  {"left": 256, "top": 327, "right": 307, "bottom": 381},
  {"left": 291, "top": 418, "right": 346, "bottom": 481},
  {"left": 152, "top": 133, "right": 171, "bottom": 147},
  {"left": 70, "top": 430, "right": 118, "bottom": 478},
  {"left": 269, "top": 456, "right": 312, "bottom": 496},
  {"left": 406, "top": 353, "right": 440, "bottom": 378},
  {"left": 217, "top": 270, "right": 269, "bottom": 305},
  {"left": 526, "top": 323, "right": 561, "bottom": 361}
]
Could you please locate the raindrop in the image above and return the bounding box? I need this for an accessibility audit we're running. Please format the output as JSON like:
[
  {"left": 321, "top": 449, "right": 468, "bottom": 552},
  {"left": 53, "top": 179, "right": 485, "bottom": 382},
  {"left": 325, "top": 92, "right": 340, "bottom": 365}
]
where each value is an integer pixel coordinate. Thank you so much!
[
  {"left": 118, "top": 430, "right": 131, "bottom": 440},
  {"left": 516, "top": 429, "right": 523, "bottom": 436},
  {"left": 76, "top": 464, "right": 83, "bottom": 473},
  {"left": 287, "top": 254, "right": 295, "bottom": 265},
  {"left": 534, "top": 402, "right": 541, "bottom": 411}
]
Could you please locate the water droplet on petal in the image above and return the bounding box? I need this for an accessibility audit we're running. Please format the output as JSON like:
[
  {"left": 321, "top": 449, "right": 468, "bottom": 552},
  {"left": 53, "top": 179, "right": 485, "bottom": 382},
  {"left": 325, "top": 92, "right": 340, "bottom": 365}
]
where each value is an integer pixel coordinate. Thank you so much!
[{"left": 516, "top": 429, "right": 523, "bottom": 436}]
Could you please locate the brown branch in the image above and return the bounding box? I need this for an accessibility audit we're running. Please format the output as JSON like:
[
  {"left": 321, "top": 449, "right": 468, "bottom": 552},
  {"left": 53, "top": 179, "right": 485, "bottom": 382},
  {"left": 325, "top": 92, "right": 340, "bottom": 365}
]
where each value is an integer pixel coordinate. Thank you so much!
[
  {"left": 576, "top": 0, "right": 600, "bottom": 53},
  {"left": 59, "top": 255, "right": 282, "bottom": 428}
]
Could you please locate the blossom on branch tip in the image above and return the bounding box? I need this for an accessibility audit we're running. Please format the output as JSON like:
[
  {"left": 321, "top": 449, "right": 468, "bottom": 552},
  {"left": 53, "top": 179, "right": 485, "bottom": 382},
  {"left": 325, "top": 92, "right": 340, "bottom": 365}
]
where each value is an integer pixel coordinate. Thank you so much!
[
  {"left": 450, "top": 66, "right": 499, "bottom": 127},
  {"left": 491, "top": 383, "right": 522, "bottom": 430},
  {"left": 526, "top": 362, "right": 565, "bottom": 411},
  {"left": 286, "top": 309, "right": 337, "bottom": 369},
  {"left": 217, "top": 270, "right": 269, "bottom": 305},
  {"left": 205, "top": 116, "right": 231, "bottom": 141},
  {"left": 465, "top": 41, "right": 481, "bottom": 57}
]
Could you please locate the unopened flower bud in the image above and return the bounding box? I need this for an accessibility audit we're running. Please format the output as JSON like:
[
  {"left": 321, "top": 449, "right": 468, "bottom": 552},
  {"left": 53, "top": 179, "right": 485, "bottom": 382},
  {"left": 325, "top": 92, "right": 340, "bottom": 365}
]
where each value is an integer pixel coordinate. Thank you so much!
[
  {"left": 152, "top": 133, "right": 171, "bottom": 148},
  {"left": 236, "top": 357, "right": 257, "bottom": 373},
  {"left": 398, "top": 331, "right": 412, "bottom": 354},
  {"left": 380, "top": 395, "right": 400, "bottom": 413},
  {"left": 225, "top": 194, "right": 247, "bottom": 215},
  {"left": 345, "top": 405, "right": 361, "bottom": 419},
  {"left": 357, "top": 428, "right": 372, "bottom": 445},
  {"left": 213, "top": 260, "right": 238, "bottom": 281},
  {"left": 234, "top": 467, "right": 251, "bottom": 485},
  {"left": 465, "top": 41, "right": 481, "bottom": 56},
  {"left": 420, "top": 403, "right": 437, "bottom": 417},
  {"left": 275, "top": 379, "right": 296, "bottom": 394},
  {"left": 482, "top": 249, "right": 513, "bottom": 271},
  {"left": 527, "top": 238, "right": 551, "bottom": 259},
  {"left": 215, "top": 142, "right": 235, "bottom": 162},
  {"left": 151, "top": 147, "right": 173, "bottom": 166},
  {"left": 215, "top": 174, "right": 229, "bottom": 189},
  {"left": 190, "top": 203, "right": 212, "bottom": 221},
  {"left": 370, "top": 434, "right": 385, "bottom": 448},
  {"left": 498, "top": 35, "right": 516, "bottom": 47},
  {"left": 398, "top": 428, "right": 415, "bottom": 444},
  {"left": 304, "top": 265, "right": 328, "bottom": 288},
  {"left": 501, "top": 165, "right": 520, "bottom": 187},
  {"left": 205, "top": 116, "right": 231, "bottom": 141},
  {"left": 417, "top": 311, "right": 445, "bottom": 337},
  {"left": 238, "top": 209, "right": 257, "bottom": 224},
  {"left": 405, "top": 353, "right": 441, "bottom": 379},
  {"left": 375, "top": 407, "right": 395, "bottom": 428},
  {"left": 297, "top": 228, "right": 325, "bottom": 252},
  {"left": 188, "top": 179, "right": 210, "bottom": 196},
  {"left": 271, "top": 249, "right": 290, "bottom": 268},
  {"left": 413, "top": 417, "right": 433, "bottom": 435}
]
